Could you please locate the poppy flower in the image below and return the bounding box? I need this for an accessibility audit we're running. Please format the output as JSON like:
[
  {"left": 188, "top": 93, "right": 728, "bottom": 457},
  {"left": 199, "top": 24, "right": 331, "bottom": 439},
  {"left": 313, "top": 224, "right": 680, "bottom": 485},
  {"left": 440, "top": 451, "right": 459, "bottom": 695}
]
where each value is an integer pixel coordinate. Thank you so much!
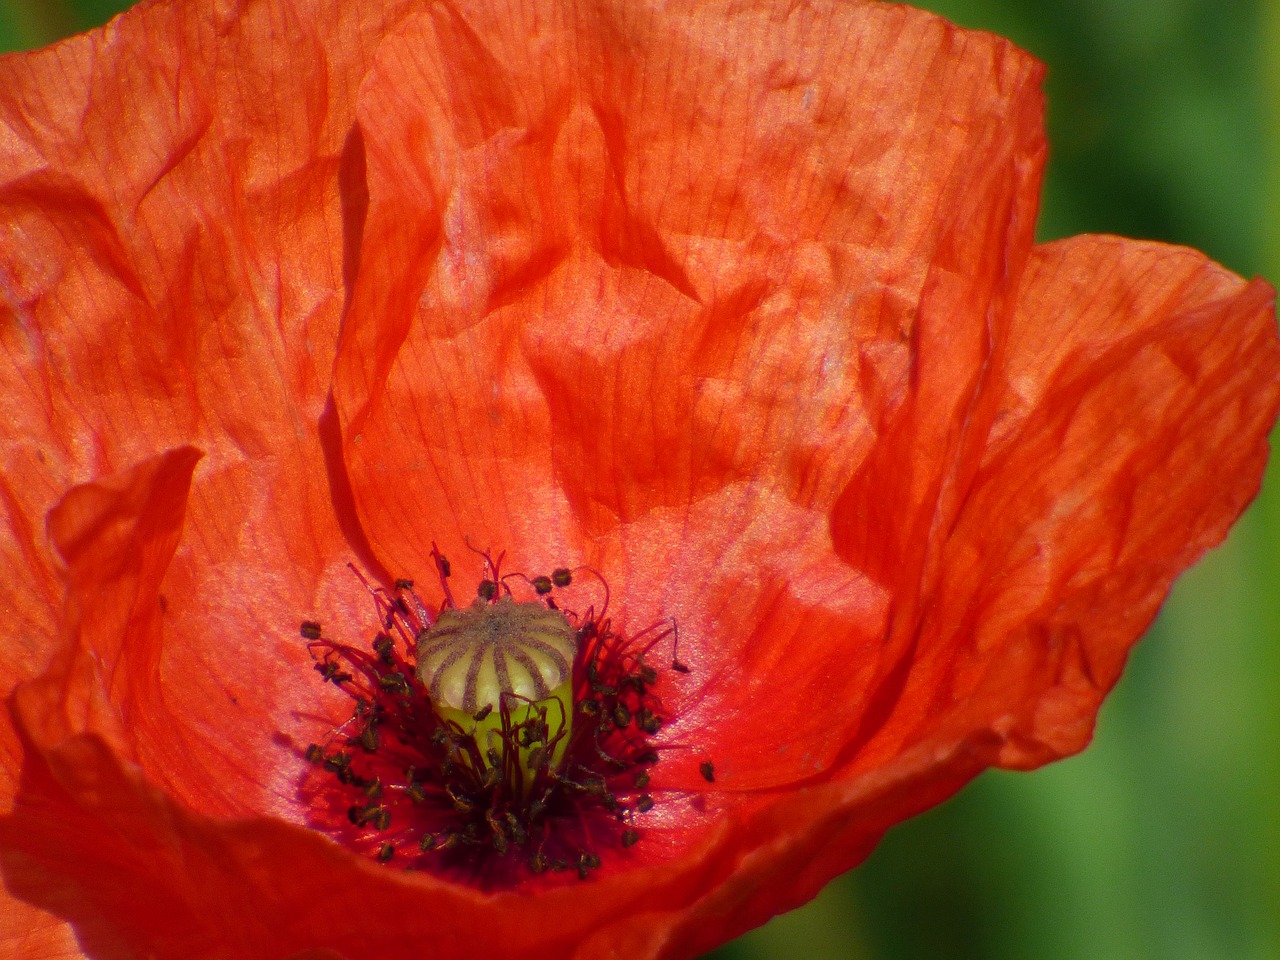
[{"left": 1, "top": 0, "right": 1278, "bottom": 957}]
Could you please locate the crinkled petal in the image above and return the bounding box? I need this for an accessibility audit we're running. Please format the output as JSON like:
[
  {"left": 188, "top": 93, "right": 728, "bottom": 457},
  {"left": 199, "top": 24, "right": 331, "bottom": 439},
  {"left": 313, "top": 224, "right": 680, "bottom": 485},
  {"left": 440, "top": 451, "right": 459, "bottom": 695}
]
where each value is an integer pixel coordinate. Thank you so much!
[
  {"left": 843, "top": 237, "right": 1280, "bottom": 773},
  {"left": 0, "top": 452, "right": 850, "bottom": 957},
  {"left": 333, "top": 0, "right": 1046, "bottom": 786},
  {"left": 0, "top": 0, "right": 418, "bottom": 815},
  {"left": 1, "top": 0, "right": 1278, "bottom": 959}
]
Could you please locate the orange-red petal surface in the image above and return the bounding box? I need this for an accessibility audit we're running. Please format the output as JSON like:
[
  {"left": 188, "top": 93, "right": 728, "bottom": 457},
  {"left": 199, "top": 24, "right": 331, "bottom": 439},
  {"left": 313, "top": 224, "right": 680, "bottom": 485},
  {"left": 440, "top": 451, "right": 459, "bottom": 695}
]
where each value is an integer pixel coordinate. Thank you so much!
[
  {"left": 0, "top": 0, "right": 412, "bottom": 945},
  {"left": 0, "top": 0, "right": 413, "bottom": 816},
  {"left": 334, "top": 0, "right": 1047, "bottom": 787},
  {"left": 834, "top": 237, "right": 1280, "bottom": 779},
  {"left": 0, "top": 0, "right": 1277, "bottom": 959}
]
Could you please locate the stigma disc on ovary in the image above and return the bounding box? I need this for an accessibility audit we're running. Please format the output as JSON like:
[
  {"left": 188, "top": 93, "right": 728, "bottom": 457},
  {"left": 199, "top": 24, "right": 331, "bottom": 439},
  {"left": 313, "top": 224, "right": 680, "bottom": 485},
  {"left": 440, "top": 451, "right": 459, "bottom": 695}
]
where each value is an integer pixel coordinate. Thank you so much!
[{"left": 415, "top": 596, "right": 578, "bottom": 714}]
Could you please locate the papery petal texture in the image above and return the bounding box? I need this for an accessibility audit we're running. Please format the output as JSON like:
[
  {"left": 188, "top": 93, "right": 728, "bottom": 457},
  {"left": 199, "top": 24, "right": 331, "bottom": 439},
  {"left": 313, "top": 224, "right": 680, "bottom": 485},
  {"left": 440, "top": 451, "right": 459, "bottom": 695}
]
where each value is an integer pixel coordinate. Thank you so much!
[
  {"left": 0, "top": 0, "right": 1276, "bottom": 959},
  {"left": 334, "top": 0, "right": 1048, "bottom": 790},
  {"left": 0, "top": 0, "right": 416, "bottom": 812}
]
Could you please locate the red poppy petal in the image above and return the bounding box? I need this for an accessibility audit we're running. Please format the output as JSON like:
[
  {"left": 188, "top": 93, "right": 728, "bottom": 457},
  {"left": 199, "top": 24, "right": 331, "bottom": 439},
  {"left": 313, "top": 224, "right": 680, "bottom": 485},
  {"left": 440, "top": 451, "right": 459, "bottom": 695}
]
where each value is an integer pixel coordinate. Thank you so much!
[
  {"left": 332, "top": 1, "right": 1047, "bottom": 791},
  {"left": 0, "top": 446, "right": 790, "bottom": 960},
  {"left": 0, "top": 0, "right": 349, "bottom": 534},
  {"left": 5, "top": 0, "right": 1278, "bottom": 958},
  {"left": 0, "top": 895, "right": 85, "bottom": 960},
  {"left": 0, "top": 735, "right": 84, "bottom": 960},
  {"left": 0, "top": 0, "right": 421, "bottom": 813},
  {"left": 0, "top": 433, "right": 972, "bottom": 960},
  {"left": 841, "top": 237, "right": 1280, "bottom": 778},
  {"left": 0, "top": 339, "right": 762, "bottom": 960},
  {"left": 334, "top": 0, "right": 1046, "bottom": 579}
]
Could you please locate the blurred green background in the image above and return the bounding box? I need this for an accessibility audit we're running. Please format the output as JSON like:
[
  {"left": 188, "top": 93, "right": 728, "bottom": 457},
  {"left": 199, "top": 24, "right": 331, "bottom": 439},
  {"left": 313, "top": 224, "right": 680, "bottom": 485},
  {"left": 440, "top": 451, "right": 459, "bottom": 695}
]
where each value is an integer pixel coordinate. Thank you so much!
[{"left": 3, "top": 1, "right": 1275, "bottom": 958}]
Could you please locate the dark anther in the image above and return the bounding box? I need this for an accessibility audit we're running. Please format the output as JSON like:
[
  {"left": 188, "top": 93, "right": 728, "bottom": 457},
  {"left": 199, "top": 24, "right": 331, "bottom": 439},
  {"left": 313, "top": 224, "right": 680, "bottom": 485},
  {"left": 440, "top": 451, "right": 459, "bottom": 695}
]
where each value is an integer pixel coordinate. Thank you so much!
[
  {"left": 377, "top": 671, "right": 409, "bottom": 694},
  {"left": 489, "top": 811, "right": 510, "bottom": 854},
  {"left": 363, "top": 778, "right": 383, "bottom": 800},
  {"left": 612, "top": 703, "right": 632, "bottom": 729},
  {"left": 621, "top": 829, "right": 639, "bottom": 848},
  {"left": 639, "top": 664, "right": 658, "bottom": 686},
  {"left": 473, "top": 704, "right": 493, "bottom": 722},
  {"left": 636, "top": 794, "right": 654, "bottom": 813},
  {"left": 591, "top": 669, "right": 617, "bottom": 695},
  {"left": 439, "top": 556, "right": 451, "bottom": 577},
  {"left": 316, "top": 662, "right": 353, "bottom": 684},
  {"left": 530, "top": 850, "right": 548, "bottom": 874},
  {"left": 636, "top": 708, "right": 662, "bottom": 734},
  {"left": 348, "top": 801, "right": 388, "bottom": 828},
  {"left": 505, "top": 813, "right": 528, "bottom": 845},
  {"left": 406, "top": 782, "right": 427, "bottom": 804},
  {"left": 526, "top": 746, "right": 547, "bottom": 772},
  {"left": 372, "top": 634, "right": 395, "bottom": 664},
  {"left": 419, "top": 834, "right": 437, "bottom": 852},
  {"left": 532, "top": 575, "right": 553, "bottom": 595},
  {"left": 300, "top": 620, "right": 322, "bottom": 640},
  {"left": 394, "top": 578, "right": 414, "bottom": 591},
  {"left": 304, "top": 743, "right": 324, "bottom": 764},
  {"left": 551, "top": 568, "right": 572, "bottom": 587},
  {"left": 699, "top": 761, "right": 716, "bottom": 783},
  {"left": 323, "top": 751, "right": 352, "bottom": 775},
  {"left": 634, "top": 771, "right": 650, "bottom": 789},
  {"left": 358, "top": 721, "right": 379, "bottom": 753},
  {"left": 377, "top": 843, "right": 395, "bottom": 862},
  {"left": 447, "top": 785, "right": 475, "bottom": 814},
  {"left": 477, "top": 579, "right": 497, "bottom": 600},
  {"left": 671, "top": 658, "right": 690, "bottom": 674}
]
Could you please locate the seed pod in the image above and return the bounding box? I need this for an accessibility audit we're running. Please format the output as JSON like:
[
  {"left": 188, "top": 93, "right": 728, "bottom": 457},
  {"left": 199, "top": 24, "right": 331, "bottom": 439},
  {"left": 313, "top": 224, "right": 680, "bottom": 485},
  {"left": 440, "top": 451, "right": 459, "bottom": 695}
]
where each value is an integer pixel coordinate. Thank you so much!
[{"left": 415, "top": 597, "right": 577, "bottom": 717}]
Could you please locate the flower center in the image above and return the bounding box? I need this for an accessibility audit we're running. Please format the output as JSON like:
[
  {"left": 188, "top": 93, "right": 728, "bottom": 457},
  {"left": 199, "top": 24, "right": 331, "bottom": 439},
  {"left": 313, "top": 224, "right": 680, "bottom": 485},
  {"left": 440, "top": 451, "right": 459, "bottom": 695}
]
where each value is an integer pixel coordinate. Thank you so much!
[{"left": 301, "top": 547, "right": 682, "bottom": 886}]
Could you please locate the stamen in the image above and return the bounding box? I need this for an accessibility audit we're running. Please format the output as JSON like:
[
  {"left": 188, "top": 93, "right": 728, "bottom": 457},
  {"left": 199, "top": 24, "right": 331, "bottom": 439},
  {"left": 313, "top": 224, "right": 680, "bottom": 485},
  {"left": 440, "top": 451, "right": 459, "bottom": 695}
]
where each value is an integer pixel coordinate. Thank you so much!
[{"left": 301, "top": 547, "right": 695, "bottom": 887}]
